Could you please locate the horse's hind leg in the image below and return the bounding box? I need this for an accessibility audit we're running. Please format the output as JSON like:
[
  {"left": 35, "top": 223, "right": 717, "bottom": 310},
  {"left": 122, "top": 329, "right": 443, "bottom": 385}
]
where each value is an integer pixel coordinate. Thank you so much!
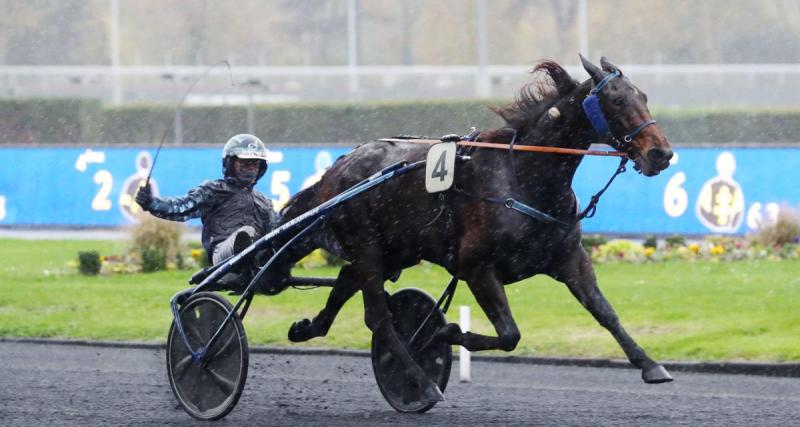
[
  {"left": 436, "top": 268, "right": 521, "bottom": 352},
  {"left": 354, "top": 244, "right": 444, "bottom": 404},
  {"left": 552, "top": 248, "right": 673, "bottom": 384},
  {"left": 288, "top": 263, "right": 360, "bottom": 342}
]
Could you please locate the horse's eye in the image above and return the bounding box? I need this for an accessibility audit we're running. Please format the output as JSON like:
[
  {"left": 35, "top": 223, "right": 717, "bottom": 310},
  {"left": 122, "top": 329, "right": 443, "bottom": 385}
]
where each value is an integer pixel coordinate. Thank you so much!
[{"left": 612, "top": 97, "right": 625, "bottom": 107}]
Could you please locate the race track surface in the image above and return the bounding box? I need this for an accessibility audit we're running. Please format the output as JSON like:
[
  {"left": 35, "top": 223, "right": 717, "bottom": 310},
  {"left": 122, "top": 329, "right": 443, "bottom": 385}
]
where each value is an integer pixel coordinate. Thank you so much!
[{"left": 1, "top": 341, "right": 799, "bottom": 426}]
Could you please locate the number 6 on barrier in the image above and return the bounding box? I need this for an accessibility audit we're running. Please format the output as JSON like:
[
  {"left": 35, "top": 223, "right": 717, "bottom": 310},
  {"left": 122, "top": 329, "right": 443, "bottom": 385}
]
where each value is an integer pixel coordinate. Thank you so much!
[{"left": 425, "top": 141, "right": 456, "bottom": 193}]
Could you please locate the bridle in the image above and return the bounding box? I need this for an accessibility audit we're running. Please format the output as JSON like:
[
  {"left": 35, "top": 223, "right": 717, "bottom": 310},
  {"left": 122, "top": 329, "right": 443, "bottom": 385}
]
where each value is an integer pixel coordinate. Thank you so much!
[
  {"left": 378, "top": 71, "right": 659, "bottom": 224},
  {"left": 582, "top": 69, "right": 657, "bottom": 154}
]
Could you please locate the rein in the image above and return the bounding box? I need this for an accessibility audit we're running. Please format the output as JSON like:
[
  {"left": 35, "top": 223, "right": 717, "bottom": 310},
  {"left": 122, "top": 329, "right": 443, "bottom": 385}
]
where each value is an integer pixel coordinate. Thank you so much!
[
  {"left": 577, "top": 156, "right": 628, "bottom": 220},
  {"left": 380, "top": 134, "right": 628, "bottom": 226},
  {"left": 377, "top": 137, "right": 627, "bottom": 158}
]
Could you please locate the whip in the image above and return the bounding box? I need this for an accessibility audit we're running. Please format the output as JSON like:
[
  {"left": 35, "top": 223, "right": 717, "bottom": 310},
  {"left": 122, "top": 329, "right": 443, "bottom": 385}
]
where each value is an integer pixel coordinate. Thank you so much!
[{"left": 145, "top": 60, "right": 235, "bottom": 185}]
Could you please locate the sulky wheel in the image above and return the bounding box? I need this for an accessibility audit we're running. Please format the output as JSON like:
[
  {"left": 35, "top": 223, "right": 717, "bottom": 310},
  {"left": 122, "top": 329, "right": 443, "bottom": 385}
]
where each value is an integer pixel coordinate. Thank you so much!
[
  {"left": 371, "top": 288, "right": 452, "bottom": 413},
  {"left": 166, "top": 292, "right": 249, "bottom": 420}
]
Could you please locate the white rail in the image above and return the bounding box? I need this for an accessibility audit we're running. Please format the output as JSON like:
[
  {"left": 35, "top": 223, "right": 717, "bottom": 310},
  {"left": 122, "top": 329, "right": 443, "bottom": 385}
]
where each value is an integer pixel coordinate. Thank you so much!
[
  {"left": 2, "top": 64, "right": 800, "bottom": 106},
  {"left": 3, "top": 63, "right": 800, "bottom": 76}
]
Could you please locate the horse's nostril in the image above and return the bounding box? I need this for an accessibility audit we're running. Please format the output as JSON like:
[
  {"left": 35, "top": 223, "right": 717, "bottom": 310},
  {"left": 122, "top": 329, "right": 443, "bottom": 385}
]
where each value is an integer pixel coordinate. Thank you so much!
[{"left": 647, "top": 148, "right": 673, "bottom": 163}]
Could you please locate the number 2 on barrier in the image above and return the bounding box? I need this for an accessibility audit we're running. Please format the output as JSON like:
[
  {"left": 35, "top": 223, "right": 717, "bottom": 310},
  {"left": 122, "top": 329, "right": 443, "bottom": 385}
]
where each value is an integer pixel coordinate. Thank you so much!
[
  {"left": 92, "top": 170, "right": 113, "bottom": 211},
  {"left": 425, "top": 142, "right": 456, "bottom": 193}
]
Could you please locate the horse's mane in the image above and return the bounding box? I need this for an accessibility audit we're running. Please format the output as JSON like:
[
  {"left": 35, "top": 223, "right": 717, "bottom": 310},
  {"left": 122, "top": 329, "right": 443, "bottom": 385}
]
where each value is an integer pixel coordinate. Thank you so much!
[{"left": 484, "top": 61, "right": 578, "bottom": 140}]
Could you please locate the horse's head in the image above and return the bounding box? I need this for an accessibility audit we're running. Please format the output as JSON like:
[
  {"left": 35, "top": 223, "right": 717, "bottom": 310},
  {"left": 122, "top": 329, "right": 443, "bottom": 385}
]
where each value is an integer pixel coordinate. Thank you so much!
[{"left": 580, "top": 55, "right": 673, "bottom": 176}]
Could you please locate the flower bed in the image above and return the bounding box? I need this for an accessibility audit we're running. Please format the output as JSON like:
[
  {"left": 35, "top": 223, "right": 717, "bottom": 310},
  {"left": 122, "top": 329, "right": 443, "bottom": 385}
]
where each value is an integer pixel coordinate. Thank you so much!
[
  {"left": 587, "top": 236, "right": 800, "bottom": 264},
  {"left": 588, "top": 210, "right": 800, "bottom": 264}
]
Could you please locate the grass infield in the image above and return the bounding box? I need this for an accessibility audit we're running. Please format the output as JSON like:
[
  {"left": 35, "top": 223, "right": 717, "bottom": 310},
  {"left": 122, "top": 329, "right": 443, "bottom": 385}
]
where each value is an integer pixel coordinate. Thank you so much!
[{"left": 1, "top": 238, "right": 799, "bottom": 362}]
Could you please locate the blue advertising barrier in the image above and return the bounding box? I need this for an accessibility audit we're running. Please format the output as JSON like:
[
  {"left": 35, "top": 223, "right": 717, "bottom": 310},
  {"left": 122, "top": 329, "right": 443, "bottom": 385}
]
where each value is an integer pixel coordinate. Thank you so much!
[
  {"left": 0, "top": 145, "right": 348, "bottom": 228},
  {"left": 0, "top": 144, "right": 797, "bottom": 235}
]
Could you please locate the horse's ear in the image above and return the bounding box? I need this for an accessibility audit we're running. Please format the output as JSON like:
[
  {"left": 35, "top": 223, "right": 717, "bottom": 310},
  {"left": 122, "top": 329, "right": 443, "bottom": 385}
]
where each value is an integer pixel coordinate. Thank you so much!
[
  {"left": 579, "top": 54, "right": 604, "bottom": 83},
  {"left": 600, "top": 56, "right": 621, "bottom": 75}
]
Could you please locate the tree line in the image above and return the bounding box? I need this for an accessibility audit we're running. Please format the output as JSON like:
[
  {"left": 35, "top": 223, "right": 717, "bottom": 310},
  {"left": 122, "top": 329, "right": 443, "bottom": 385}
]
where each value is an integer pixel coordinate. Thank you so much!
[{"left": 0, "top": 0, "right": 798, "bottom": 67}]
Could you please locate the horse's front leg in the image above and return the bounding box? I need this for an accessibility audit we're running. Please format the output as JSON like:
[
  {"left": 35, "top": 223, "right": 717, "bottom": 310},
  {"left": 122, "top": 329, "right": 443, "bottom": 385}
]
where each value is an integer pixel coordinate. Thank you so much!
[
  {"left": 551, "top": 247, "right": 673, "bottom": 384},
  {"left": 437, "top": 267, "right": 521, "bottom": 352}
]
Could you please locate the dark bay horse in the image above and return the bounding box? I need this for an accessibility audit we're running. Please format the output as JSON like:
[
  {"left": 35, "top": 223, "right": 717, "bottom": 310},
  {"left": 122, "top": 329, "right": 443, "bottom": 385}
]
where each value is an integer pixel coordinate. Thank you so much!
[{"left": 277, "top": 55, "right": 674, "bottom": 403}]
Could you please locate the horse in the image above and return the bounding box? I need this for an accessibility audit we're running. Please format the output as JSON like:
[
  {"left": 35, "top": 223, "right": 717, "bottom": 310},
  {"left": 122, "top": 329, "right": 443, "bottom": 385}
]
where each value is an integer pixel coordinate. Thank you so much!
[{"left": 274, "top": 55, "right": 674, "bottom": 403}]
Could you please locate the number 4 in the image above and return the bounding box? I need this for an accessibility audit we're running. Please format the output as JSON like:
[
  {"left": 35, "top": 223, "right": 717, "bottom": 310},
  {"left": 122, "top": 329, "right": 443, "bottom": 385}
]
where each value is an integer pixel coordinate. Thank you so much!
[
  {"left": 431, "top": 151, "right": 448, "bottom": 182},
  {"left": 425, "top": 142, "right": 456, "bottom": 193}
]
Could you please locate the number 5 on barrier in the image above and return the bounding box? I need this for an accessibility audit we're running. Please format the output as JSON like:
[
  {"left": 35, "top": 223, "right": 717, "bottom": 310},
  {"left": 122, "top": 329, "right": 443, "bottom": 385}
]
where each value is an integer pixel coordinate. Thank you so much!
[{"left": 425, "top": 142, "right": 456, "bottom": 193}]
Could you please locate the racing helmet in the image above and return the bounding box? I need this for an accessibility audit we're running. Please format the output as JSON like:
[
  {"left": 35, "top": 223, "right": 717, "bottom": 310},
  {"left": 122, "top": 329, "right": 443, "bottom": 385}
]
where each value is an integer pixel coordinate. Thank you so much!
[{"left": 221, "top": 134, "right": 269, "bottom": 180}]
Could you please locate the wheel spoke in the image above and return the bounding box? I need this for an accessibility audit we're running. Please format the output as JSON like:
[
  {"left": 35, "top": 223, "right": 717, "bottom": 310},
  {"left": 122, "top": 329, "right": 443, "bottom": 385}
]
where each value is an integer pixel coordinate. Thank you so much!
[
  {"left": 410, "top": 330, "right": 438, "bottom": 355},
  {"left": 172, "top": 354, "right": 194, "bottom": 381},
  {"left": 194, "top": 388, "right": 208, "bottom": 413},
  {"left": 206, "top": 301, "right": 230, "bottom": 325},
  {"left": 204, "top": 365, "right": 237, "bottom": 396},
  {"left": 207, "top": 328, "right": 237, "bottom": 362},
  {"left": 193, "top": 305, "right": 216, "bottom": 341},
  {"left": 184, "top": 320, "right": 206, "bottom": 345}
]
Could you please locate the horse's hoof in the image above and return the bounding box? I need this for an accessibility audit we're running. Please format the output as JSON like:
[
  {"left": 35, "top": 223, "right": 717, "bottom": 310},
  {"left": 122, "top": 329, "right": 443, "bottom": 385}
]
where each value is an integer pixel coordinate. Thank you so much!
[
  {"left": 403, "top": 381, "right": 445, "bottom": 405},
  {"left": 434, "top": 323, "right": 462, "bottom": 345},
  {"left": 419, "top": 383, "right": 445, "bottom": 404},
  {"left": 288, "top": 319, "right": 315, "bottom": 342},
  {"left": 642, "top": 364, "right": 673, "bottom": 384}
]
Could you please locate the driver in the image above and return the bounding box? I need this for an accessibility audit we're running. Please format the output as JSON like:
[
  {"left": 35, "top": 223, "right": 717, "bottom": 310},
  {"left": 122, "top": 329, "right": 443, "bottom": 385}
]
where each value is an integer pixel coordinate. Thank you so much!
[{"left": 135, "top": 134, "right": 279, "bottom": 277}]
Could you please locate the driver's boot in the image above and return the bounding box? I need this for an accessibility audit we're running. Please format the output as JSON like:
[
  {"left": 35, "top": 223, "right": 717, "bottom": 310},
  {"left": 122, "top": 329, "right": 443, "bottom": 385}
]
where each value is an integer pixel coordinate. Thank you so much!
[{"left": 215, "top": 229, "right": 255, "bottom": 292}]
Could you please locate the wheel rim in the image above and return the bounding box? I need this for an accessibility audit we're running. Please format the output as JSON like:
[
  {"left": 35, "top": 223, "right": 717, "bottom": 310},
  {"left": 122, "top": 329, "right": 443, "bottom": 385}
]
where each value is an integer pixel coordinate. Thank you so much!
[{"left": 167, "top": 293, "right": 248, "bottom": 420}]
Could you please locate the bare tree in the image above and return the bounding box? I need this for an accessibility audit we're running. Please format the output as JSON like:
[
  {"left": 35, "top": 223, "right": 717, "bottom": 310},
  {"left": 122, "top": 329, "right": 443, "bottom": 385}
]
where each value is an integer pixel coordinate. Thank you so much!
[
  {"left": 4, "top": 0, "right": 106, "bottom": 65},
  {"left": 399, "top": 0, "right": 424, "bottom": 65},
  {"left": 276, "top": 0, "right": 348, "bottom": 65},
  {"left": 186, "top": 0, "right": 210, "bottom": 64},
  {"left": 548, "top": 0, "right": 578, "bottom": 55}
]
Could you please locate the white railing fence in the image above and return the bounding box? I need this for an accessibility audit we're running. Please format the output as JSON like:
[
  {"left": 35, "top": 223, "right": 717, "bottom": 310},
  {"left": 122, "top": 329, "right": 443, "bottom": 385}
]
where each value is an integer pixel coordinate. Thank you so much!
[{"left": 2, "top": 64, "right": 799, "bottom": 107}]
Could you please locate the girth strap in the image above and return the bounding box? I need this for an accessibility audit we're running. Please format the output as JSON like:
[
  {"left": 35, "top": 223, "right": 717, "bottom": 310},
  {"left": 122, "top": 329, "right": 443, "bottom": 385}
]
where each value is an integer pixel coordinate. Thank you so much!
[
  {"left": 503, "top": 198, "right": 569, "bottom": 226},
  {"left": 452, "top": 188, "right": 569, "bottom": 227}
]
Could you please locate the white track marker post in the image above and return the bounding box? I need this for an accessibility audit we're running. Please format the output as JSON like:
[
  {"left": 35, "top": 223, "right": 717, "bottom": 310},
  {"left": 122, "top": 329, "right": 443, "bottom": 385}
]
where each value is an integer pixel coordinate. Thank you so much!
[{"left": 459, "top": 305, "right": 471, "bottom": 382}]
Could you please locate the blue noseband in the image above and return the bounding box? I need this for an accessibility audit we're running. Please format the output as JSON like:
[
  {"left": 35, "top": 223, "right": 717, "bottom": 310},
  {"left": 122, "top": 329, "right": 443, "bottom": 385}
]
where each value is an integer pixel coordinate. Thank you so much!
[{"left": 581, "top": 70, "right": 656, "bottom": 146}]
